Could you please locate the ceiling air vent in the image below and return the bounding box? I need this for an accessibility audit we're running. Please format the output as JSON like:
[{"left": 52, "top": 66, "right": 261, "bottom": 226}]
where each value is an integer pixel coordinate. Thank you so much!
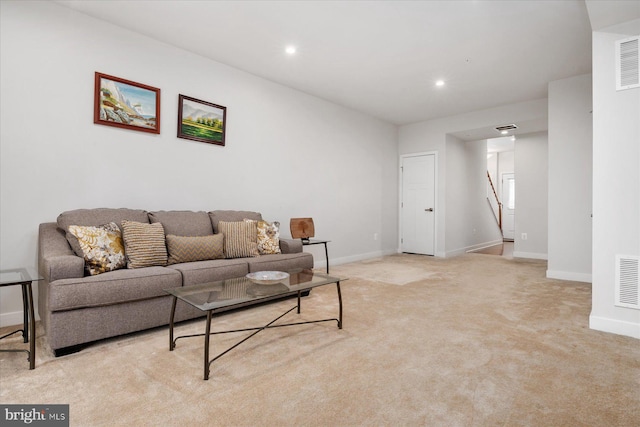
[
  {"left": 615, "top": 255, "right": 640, "bottom": 310},
  {"left": 495, "top": 124, "right": 517, "bottom": 134},
  {"left": 616, "top": 35, "right": 639, "bottom": 91}
]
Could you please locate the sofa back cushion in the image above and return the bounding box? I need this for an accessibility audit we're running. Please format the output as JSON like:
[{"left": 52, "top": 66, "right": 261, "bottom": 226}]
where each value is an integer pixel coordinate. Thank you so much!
[
  {"left": 149, "top": 210, "right": 213, "bottom": 236},
  {"left": 209, "top": 210, "right": 262, "bottom": 234},
  {"left": 58, "top": 208, "right": 149, "bottom": 257}
]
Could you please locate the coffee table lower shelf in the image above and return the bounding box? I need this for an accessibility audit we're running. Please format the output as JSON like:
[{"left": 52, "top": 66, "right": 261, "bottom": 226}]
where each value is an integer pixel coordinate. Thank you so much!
[{"left": 166, "top": 272, "right": 344, "bottom": 381}]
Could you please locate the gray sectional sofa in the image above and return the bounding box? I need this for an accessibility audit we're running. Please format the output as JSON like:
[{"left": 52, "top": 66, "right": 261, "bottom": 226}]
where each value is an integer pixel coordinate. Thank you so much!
[{"left": 38, "top": 208, "right": 313, "bottom": 356}]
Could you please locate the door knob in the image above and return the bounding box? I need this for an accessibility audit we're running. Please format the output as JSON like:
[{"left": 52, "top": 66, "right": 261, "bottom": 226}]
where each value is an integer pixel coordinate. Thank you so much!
[{"left": 425, "top": 208, "right": 434, "bottom": 212}]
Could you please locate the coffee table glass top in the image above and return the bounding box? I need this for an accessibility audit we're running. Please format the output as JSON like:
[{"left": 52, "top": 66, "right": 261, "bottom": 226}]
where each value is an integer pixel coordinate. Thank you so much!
[
  {"left": 165, "top": 269, "right": 345, "bottom": 311},
  {"left": 0, "top": 268, "right": 43, "bottom": 286}
]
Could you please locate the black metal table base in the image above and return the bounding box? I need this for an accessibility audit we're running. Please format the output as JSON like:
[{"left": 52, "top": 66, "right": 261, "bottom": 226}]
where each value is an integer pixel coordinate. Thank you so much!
[
  {"left": 302, "top": 240, "right": 330, "bottom": 273},
  {"left": 0, "top": 282, "right": 36, "bottom": 369},
  {"left": 169, "top": 282, "right": 342, "bottom": 380}
]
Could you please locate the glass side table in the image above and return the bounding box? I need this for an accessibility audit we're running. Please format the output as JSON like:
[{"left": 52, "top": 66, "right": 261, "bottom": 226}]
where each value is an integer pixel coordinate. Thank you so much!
[
  {"left": 0, "top": 267, "right": 43, "bottom": 369},
  {"left": 301, "top": 239, "right": 331, "bottom": 273}
]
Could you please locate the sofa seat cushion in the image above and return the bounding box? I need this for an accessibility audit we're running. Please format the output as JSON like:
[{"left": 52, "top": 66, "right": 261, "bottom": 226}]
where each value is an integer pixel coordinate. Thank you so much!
[
  {"left": 247, "top": 253, "right": 314, "bottom": 273},
  {"left": 149, "top": 210, "right": 213, "bottom": 236},
  {"left": 168, "top": 258, "right": 250, "bottom": 286},
  {"left": 48, "top": 267, "right": 182, "bottom": 312}
]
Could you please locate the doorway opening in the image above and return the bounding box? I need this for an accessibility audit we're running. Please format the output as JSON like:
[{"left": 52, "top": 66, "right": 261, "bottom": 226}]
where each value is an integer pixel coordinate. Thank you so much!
[{"left": 487, "top": 137, "right": 514, "bottom": 242}]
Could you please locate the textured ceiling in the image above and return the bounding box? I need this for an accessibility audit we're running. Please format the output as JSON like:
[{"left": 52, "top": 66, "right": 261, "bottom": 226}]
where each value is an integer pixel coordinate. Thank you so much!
[{"left": 56, "top": 1, "right": 596, "bottom": 126}]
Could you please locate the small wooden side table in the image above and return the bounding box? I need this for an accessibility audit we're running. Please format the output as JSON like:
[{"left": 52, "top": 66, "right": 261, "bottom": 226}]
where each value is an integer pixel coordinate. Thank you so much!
[
  {"left": 302, "top": 239, "right": 331, "bottom": 273},
  {"left": 0, "top": 268, "right": 43, "bottom": 370}
]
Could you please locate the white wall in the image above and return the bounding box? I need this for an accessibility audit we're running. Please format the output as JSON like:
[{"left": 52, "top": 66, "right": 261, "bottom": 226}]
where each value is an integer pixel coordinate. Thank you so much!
[
  {"left": 444, "top": 134, "right": 469, "bottom": 254},
  {"left": 590, "top": 19, "right": 640, "bottom": 339},
  {"left": 547, "top": 74, "right": 593, "bottom": 282},
  {"left": 399, "top": 99, "right": 548, "bottom": 257},
  {"left": 445, "top": 137, "right": 501, "bottom": 256},
  {"left": 513, "top": 132, "right": 549, "bottom": 259},
  {"left": 0, "top": 1, "right": 398, "bottom": 326},
  {"left": 467, "top": 140, "right": 503, "bottom": 252}
]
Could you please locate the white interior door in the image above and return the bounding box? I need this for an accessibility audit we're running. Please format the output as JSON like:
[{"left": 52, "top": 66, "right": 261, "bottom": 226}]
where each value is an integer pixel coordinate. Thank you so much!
[
  {"left": 401, "top": 154, "right": 435, "bottom": 255},
  {"left": 502, "top": 173, "right": 515, "bottom": 240}
]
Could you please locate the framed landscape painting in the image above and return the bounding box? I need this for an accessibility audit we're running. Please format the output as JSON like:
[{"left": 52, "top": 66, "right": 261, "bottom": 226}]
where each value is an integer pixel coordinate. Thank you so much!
[
  {"left": 177, "top": 95, "right": 227, "bottom": 146},
  {"left": 94, "top": 72, "right": 161, "bottom": 134}
]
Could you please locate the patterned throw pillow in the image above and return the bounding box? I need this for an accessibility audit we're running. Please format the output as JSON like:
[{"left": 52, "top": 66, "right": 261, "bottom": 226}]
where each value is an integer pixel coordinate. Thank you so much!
[
  {"left": 68, "top": 222, "right": 126, "bottom": 276},
  {"left": 121, "top": 220, "right": 168, "bottom": 268},
  {"left": 165, "top": 234, "right": 224, "bottom": 265},
  {"left": 218, "top": 220, "right": 259, "bottom": 259},
  {"left": 257, "top": 220, "right": 281, "bottom": 254}
]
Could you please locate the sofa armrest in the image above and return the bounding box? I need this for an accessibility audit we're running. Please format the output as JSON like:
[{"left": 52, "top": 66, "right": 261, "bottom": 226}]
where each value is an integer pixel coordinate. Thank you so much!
[
  {"left": 279, "top": 238, "right": 302, "bottom": 254},
  {"left": 39, "top": 222, "right": 84, "bottom": 282}
]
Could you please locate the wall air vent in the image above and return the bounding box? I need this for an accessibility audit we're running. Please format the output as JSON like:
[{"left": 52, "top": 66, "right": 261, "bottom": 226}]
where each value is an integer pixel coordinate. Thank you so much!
[
  {"left": 615, "top": 255, "right": 640, "bottom": 309},
  {"left": 495, "top": 124, "right": 518, "bottom": 133},
  {"left": 616, "top": 35, "right": 639, "bottom": 91}
]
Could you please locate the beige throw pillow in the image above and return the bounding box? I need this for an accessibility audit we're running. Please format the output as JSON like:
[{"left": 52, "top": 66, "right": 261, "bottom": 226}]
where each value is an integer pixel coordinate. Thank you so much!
[
  {"left": 166, "top": 234, "right": 224, "bottom": 265},
  {"left": 121, "top": 220, "right": 168, "bottom": 268},
  {"left": 218, "top": 220, "right": 259, "bottom": 259},
  {"left": 257, "top": 220, "right": 281, "bottom": 254},
  {"left": 68, "top": 222, "right": 126, "bottom": 276}
]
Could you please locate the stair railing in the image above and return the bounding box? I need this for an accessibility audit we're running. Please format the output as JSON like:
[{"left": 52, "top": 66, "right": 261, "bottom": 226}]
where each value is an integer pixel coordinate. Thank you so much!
[{"left": 487, "top": 171, "right": 503, "bottom": 232}]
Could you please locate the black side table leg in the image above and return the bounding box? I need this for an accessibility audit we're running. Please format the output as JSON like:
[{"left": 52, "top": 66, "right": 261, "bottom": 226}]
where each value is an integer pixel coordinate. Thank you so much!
[
  {"left": 204, "top": 311, "right": 212, "bottom": 381},
  {"left": 169, "top": 296, "right": 177, "bottom": 351},
  {"left": 324, "top": 242, "right": 329, "bottom": 274},
  {"left": 336, "top": 281, "right": 343, "bottom": 329},
  {"left": 21, "top": 284, "right": 29, "bottom": 343},
  {"left": 25, "top": 282, "right": 35, "bottom": 369}
]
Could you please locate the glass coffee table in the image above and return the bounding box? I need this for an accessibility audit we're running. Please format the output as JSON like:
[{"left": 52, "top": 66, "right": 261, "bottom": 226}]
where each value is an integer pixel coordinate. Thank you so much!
[{"left": 165, "top": 269, "right": 346, "bottom": 380}]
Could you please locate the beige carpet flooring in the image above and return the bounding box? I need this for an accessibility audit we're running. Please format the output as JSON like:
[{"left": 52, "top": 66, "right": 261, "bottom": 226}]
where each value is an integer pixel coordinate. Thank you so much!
[{"left": 1, "top": 253, "right": 639, "bottom": 426}]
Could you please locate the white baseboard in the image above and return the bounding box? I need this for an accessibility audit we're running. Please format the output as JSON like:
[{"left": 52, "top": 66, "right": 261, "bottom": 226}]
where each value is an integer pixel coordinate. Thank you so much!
[
  {"left": 546, "top": 270, "right": 592, "bottom": 283},
  {"left": 445, "top": 239, "right": 504, "bottom": 258},
  {"left": 466, "top": 240, "right": 504, "bottom": 253},
  {"left": 398, "top": 248, "right": 446, "bottom": 258},
  {"left": 589, "top": 315, "right": 640, "bottom": 339},
  {"left": 446, "top": 248, "right": 466, "bottom": 258},
  {"left": 0, "top": 310, "right": 40, "bottom": 328},
  {"left": 512, "top": 251, "right": 548, "bottom": 260},
  {"left": 318, "top": 249, "right": 396, "bottom": 270}
]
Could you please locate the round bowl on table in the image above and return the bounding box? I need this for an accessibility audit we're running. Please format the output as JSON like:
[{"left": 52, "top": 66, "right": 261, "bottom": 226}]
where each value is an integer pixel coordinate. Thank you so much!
[{"left": 245, "top": 271, "right": 290, "bottom": 285}]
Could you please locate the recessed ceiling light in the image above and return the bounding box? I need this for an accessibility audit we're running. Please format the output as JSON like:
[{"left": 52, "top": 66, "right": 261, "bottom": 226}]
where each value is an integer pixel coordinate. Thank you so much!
[
  {"left": 285, "top": 46, "right": 296, "bottom": 55},
  {"left": 501, "top": 130, "right": 509, "bottom": 135},
  {"left": 435, "top": 80, "right": 445, "bottom": 87}
]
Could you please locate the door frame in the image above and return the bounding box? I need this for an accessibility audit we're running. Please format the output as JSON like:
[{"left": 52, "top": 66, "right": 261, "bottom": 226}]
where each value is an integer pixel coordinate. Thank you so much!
[{"left": 398, "top": 151, "right": 439, "bottom": 255}]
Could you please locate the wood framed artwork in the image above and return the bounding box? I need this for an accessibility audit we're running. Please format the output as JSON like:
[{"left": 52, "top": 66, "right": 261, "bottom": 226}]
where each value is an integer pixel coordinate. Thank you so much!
[
  {"left": 177, "top": 94, "right": 227, "bottom": 146},
  {"left": 94, "top": 72, "right": 160, "bottom": 134}
]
